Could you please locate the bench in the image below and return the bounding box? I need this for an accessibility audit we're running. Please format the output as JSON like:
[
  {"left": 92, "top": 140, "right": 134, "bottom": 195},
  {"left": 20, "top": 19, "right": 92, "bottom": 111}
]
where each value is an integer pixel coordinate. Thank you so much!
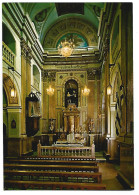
[
  {"left": 4, "top": 170, "right": 102, "bottom": 183},
  {"left": 4, "top": 180, "right": 106, "bottom": 190},
  {"left": 6, "top": 159, "right": 97, "bottom": 166},
  {"left": 4, "top": 164, "right": 99, "bottom": 172}
]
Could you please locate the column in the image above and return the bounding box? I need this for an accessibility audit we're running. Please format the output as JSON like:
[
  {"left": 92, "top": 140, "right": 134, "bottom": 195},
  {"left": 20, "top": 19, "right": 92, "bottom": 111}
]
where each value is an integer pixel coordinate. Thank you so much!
[
  {"left": 21, "top": 39, "right": 27, "bottom": 135},
  {"left": 94, "top": 74, "right": 97, "bottom": 133},
  {"left": 21, "top": 39, "right": 32, "bottom": 136},
  {"left": 64, "top": 115, "right": 67, "bottom": 132},
  {"left": 26, "top": 49, "right": 32, "bottom": 96}
]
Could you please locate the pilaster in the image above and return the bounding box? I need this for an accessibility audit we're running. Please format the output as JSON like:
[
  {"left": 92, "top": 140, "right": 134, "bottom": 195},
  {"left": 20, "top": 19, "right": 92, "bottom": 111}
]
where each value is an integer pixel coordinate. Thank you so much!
[{"left": 20, "top": 38, "right": 32, "bottom": 135}]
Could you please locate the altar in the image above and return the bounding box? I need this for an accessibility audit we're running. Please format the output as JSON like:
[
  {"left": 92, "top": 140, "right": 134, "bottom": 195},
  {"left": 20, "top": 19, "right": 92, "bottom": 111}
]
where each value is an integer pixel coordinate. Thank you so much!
[{"left": 63, "top": 104, "right": 80, "bottom": 134}]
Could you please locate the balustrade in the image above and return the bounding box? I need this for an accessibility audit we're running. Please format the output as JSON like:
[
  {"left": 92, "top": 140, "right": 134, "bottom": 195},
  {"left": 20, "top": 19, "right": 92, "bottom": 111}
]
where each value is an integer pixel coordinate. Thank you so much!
[
  {"left": 2, "top": 41, "right": 15, "bottom": 67},
  {"left": 37, "top": 141, "right": 95, "bottom": 158}
]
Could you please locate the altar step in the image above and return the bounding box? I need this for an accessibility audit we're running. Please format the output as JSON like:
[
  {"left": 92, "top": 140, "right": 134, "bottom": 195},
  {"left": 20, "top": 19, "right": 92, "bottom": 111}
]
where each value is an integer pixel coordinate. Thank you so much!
[{"left": 95, "top": 152, "right": 106, "bottom": 162}]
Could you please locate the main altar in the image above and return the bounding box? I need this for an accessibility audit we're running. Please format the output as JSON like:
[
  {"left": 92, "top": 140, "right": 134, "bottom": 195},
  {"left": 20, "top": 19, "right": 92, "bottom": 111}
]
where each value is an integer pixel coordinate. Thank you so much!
[
  {"left": 53, "top": 104, "right": 87, "bottom": 147},
  {"left": 63, "top": 103, "right": 80, "bottom": 134}
]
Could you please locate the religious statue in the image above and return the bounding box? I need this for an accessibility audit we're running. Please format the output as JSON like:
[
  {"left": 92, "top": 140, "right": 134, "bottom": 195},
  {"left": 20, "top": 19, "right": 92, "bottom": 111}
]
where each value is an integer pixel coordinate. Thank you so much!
[{"left": 88, "top": 118, "right": 95, "bottom": 133}]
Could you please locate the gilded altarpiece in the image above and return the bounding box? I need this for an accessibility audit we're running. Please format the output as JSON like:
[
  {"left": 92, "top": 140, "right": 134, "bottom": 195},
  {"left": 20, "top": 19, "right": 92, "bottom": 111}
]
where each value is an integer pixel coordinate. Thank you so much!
[{"left": 55, "top": 71, "right": 88, "bottom": 132}]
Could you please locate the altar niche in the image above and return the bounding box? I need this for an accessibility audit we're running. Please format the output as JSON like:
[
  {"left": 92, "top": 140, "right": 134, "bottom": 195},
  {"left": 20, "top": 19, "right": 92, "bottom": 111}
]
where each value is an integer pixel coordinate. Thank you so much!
[{"left": 65, "top": 79, "right": 78, "bottom": 108}]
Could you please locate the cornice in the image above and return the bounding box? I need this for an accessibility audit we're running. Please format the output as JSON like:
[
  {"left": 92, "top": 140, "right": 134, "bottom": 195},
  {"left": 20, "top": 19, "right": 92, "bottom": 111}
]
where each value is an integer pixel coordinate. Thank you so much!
[
  {"left": 98, "top": 3, "right": 118, "bottom": 61},
  {"left": 3, "top": 3, "right": 44, "bottom": 66}
]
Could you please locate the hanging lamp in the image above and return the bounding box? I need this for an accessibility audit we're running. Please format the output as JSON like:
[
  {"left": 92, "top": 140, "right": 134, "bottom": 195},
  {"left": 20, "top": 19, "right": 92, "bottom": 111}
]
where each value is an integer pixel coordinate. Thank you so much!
[{"left": 58, "top": 39, "right": 75, "bottom": 58}]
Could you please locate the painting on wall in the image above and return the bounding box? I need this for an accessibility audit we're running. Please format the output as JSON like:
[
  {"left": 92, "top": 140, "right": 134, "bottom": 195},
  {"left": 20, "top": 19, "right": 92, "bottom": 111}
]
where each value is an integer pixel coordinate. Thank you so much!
[
  {"left": 65, "top": 79, "right": 78, "bottom": 108},
  {"left": 56, "top": 33, "right": 88, "bottom": 48}
]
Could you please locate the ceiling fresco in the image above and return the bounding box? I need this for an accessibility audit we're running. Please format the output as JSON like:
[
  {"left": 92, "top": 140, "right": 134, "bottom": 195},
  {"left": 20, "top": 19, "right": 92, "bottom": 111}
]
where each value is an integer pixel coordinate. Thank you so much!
[
  {"left": 56, "top": 33, "right": 88, "bottom": 48},
  {"left": 43, "top": 17, "right": 98, "bottom": 49},
  {"left": 20, "top": 3, "right": 104, "bottom": 50}
]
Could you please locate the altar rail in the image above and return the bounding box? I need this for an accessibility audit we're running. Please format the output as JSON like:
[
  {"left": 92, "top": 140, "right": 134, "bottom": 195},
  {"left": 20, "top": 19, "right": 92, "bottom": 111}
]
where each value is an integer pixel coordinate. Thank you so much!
[{"left": 37, "top": 141, "right": 95, "bottom": 158}]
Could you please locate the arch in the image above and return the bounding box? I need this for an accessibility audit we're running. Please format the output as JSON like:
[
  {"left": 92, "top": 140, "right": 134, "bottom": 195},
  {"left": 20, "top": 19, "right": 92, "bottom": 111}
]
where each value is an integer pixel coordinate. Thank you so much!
[
  {"left": 33, "top": 64, "right": 40, "bottom": 80},
  {"left": 109, "top": 63, "right": 123, "bottom": 138},
  {"left": 33, "top": 64, "right": 41, "bottom": 91},
  {"left": 110, "top": 63, "right": 122, "bottom": 104},
  {"left": 3, "top": 73, "right": 19, "bottom": 105},
  {"left": 61, "top": 75, "right": 82, "bottom": 88},
  {"left": 3, "top": 87, "right": 8, "bottom": 107},
  {"left": 2, "top": 22, "right": 16, "bottom": 54},
  {"left": 43, "top": 17, "right": 98, "bottom": 48},
  {"left": 61, "top": 75, "right": 85, "bottom": 108}
]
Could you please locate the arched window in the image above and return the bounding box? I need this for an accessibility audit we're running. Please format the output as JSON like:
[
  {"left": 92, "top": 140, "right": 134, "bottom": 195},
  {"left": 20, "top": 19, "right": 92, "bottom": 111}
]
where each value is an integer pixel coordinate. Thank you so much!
[{"left": 33, "top": 65, "right": 40, "bottom": 90}]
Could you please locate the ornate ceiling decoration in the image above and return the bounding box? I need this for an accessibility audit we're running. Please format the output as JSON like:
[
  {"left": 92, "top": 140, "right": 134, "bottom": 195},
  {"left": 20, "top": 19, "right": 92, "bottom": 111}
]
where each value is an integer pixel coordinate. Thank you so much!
[
  {"left": 35, "top": 9, "right": 47, "bottom": 22},
  {"left": 92, "top": 5, "right": 101, "bottom": 18},
  {"left": 43, "top": 17, "right": 98, "bottom": 49},
  {"left": 33, "top": 9, "right": 47, "bottom": 36}
]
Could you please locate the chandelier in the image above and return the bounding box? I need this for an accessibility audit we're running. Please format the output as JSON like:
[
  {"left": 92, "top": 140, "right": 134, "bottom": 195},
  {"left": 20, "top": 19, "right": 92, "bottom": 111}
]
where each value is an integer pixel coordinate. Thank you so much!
[
  {"left": 58, "top": 39, "right": 75, "bottom": 58},
  {"left": 82, "top": 86, "right": 90, "bottom": 96},
  {"left": 46, "top": 85, "right": 54, "bottom": 96}
]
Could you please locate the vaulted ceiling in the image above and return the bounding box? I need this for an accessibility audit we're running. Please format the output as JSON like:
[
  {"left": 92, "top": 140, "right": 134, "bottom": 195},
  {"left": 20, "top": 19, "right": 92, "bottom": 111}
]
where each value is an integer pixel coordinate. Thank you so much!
[{"left": 20, "top": 3, "right": 104, "bottom": 51}]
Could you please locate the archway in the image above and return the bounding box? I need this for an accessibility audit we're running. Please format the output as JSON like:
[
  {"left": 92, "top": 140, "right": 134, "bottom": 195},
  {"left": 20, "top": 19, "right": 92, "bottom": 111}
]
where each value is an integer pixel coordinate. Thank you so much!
[
  {"left": 33, "top": 65, "right": 40, "bottom": 91},
  {"left": 2, "top": 23, "right": 16, "bottom": 54},
  {"left": 3, "top": 73, "right": 18, "bottom": 105}
]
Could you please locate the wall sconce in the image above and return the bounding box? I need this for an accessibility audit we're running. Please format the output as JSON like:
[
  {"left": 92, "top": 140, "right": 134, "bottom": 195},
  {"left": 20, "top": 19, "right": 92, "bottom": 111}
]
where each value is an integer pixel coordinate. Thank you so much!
[
  {"left": 82, "top": 86, "right": 90, "bottom": 96},
  {"left": 46, "top": 85, "right": 54, "bottom": 96},
  {"left": 107, "top": 84, "right": 112, "bottom": 95},
  {"left": 11, "top": 87, "right": 16, "bottom": 98},
  {"left": 106, "top": 63, "right": 115, "bottom": 96},
  {"left": 8, "top": 67, "right": 16, "bottom": 98}
]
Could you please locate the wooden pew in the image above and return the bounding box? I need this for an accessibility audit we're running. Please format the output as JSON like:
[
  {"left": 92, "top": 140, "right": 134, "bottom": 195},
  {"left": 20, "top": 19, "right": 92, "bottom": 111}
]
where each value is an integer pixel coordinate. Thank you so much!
[
  {"left": 4, "top": 180, "right": 106, "bottom": 190},
  {"left": 4, "top": 170, "right": 102, "bottom": 183},
  {"left": 6, "top": 159, "right": 97, "bottom": 166},
  {"left": 4, "top": 164, "right": 99, "bottom": 172}
]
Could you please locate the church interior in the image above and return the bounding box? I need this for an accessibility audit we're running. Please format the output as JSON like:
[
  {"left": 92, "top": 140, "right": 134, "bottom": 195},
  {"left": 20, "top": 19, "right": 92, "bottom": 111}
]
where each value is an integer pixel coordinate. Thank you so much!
[{"left": 2, "top": 2, "right": 134, "bottom": 190}]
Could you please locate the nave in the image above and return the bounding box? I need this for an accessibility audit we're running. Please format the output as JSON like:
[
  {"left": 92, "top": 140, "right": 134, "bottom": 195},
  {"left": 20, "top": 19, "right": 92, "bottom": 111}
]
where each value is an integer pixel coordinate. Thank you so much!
[
  {"left": 4, "top": 153, "right": 126, "bottom": 190},
  {"left": 2, "top": 2, "right": 134, "bottom": 190}
]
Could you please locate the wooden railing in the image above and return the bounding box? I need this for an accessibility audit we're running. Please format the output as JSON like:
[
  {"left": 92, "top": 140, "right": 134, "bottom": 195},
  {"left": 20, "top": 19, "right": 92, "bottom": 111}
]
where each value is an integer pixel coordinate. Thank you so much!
[
  {"left": 2, "top": 41, "right": 15, "bottom": 67},
  {"left": 37, "top": 140, "right": 95, "bottom": 158}
]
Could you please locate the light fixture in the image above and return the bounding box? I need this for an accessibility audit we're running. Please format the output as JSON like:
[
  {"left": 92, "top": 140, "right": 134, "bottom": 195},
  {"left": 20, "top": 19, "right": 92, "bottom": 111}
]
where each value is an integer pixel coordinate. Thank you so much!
[
  {"left": 11, "top": 87, "right": 16, "bottom": 98},
  {"left": 107, "top": 64, "right": 113, "bottom": 95},
  {"left": 82, "top": 86, "right": 90, "bottom": 96},
  {"left": 58, "top": 39, "right": 75, "bottom": 58},
  {"left": 8, "top": 67, "right": 16, "bottom": 98},
  {"left": 107, "top": 84, "right": 112, "bottom": 95},
  {"left": 46, "top": 85, "right": 54, "bottom": 96}
]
